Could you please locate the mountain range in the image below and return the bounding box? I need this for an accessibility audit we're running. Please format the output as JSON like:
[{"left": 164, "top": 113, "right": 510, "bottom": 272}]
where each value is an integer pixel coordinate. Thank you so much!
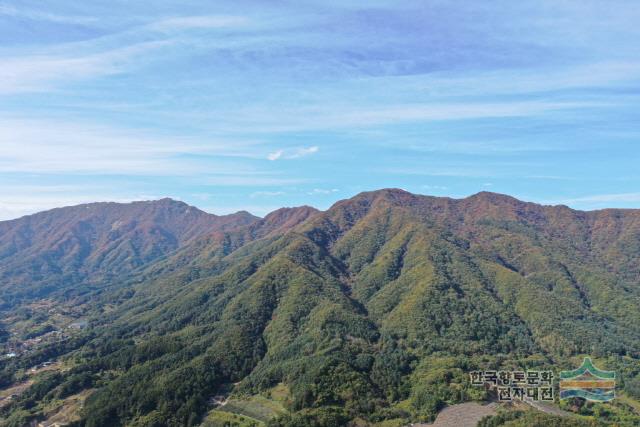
[{"left": 1, "top": 189, "right": 639, "bottom": 427}]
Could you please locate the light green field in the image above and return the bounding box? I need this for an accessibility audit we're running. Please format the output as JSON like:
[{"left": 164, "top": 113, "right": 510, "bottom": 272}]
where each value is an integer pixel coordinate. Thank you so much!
[
  {"left": 267, "top": 383, "right": 290, "bottom": 403},
  {"left": 219, "top": 395, "right": 286, "bottom": 423},
  {"left": 201, "top": 410, "right": 262, "bottom": 427}
]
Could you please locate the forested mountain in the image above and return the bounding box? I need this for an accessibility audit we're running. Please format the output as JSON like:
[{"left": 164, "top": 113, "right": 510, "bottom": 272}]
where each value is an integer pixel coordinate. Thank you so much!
[
  {"left": 0, "top": 198, "right": 258, "bottom": 307},
  {"left": 1, "top": 190, "right": 639, "bottom": 427}
]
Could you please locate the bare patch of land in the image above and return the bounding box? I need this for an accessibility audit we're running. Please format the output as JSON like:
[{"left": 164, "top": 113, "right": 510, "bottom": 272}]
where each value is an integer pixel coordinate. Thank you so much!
[
  {"left": 38, "top": 388, "right": 94, "bottom": 427},
  {"left": 410, "top": 402, "right": 498, "bottom": 427},
  {"left": 0, "top": 379, "right": 34, "bottom": 408}
]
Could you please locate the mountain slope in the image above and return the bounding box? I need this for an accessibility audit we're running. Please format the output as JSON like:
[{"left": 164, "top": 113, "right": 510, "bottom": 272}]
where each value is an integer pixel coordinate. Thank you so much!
[
  {"left": 1, "top": 190, "right": 639, "bottom": 427},
  {"left": 0, "top": 198, "right": 258, "bottom": 306},
  {"left": 304, "top": 190, "right": 640, "bottom": 356}
]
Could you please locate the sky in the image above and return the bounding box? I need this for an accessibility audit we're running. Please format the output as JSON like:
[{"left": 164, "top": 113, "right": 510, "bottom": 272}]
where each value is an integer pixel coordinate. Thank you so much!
[{"left": 1, "top": 0, "right": 640, "bottom": 220}]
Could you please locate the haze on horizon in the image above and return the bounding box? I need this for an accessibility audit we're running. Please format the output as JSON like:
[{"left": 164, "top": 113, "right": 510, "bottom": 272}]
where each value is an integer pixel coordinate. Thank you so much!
[{"left": 1, "top": 1, "right": 639, "bottom": 220}]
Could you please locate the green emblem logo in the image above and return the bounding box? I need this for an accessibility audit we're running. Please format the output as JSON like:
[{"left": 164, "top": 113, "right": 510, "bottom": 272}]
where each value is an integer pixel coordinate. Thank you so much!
[{"left": 559, "top": 357, "right": 615, "bottom": 402}]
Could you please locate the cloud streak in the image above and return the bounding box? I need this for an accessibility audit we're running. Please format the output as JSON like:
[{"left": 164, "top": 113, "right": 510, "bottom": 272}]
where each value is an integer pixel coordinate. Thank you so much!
[
  {"left": 0, "top": 4, "right": 99, "bottom": 25},
  {"left": 0, "top": 41, "right": 170, "bottom": 94},
  {"left": 0, "top": 117, "right": 262, "bottom": 175},
  {"left": 250, "top": 190, "right": 286, "bottom": 198},
  {"left": 560, "top": 193, "right": 640, "bottom": 205},
  {"left": 1, "top": 2, "right": 639, "bottom": 218},
  {"left": 267, "top": 146, "right": 319, "bottom": 160},
  {"left": 307, "top": 188, "right": 338, "bottom": 195},
  {"left": 146, "top": 15, "right": 250, "bottom": 32}
]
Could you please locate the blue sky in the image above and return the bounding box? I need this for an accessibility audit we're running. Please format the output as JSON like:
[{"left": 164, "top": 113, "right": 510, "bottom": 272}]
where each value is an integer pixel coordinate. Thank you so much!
[{"left": 1, "top": 1, "right": 640, "bottom": 219}]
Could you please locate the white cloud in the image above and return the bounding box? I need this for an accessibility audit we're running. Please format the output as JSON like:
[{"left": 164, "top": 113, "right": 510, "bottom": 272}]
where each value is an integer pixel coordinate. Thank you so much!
[
  {"left": 560, "top": 192, "right": 640, "bottom": 204},
  {"left": 0, "top": 117, "right": 261, "bottom": 175},
  {"left": 267, "top": 146, "right": 319, "bottom": 160},
  {"left": 0, "top": 5, "right": 99, "bottom": 25},
  {"left": 0, "top": 41, "right": 170, "bottom": 94},
  {"left": 250, "top": 191, "right": 285, "bottom": 198},
  {"left": 0, "top": 11, "right": 257, "bottom": 96},
  {"left": 267, "top": 150, "right": 284, "bottom": 161},
  {"left": 307, "top": 188, "right": 338, "bottom": 195},
  {"left": 421, "top": 184, "right": 448, "bottom": 190},
  {"left": 293, "top": 146, "right": 319, "bottom": 158}
]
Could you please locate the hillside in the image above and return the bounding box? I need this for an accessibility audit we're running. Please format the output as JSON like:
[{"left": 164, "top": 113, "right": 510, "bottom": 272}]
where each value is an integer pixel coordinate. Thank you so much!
[
  {"left": 1, "top": 190, "right": 639, "bottom": 427},
  {"left": 0, "top": 198, "right": 258, "bottom": 307}
]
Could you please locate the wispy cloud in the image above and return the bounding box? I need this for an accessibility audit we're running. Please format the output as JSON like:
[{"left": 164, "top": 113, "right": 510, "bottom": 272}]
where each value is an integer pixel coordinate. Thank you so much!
[
  {"left": 1, "top": 1, "right": 639, "bottom": 218},
  {"left": 267, "top": 146, "right": 319, "bottom": 160},
  {"left": 266, "top": 150, "right": 284, "bottom": 161},
  {"left": 250, "top": 190, "right": 286, "bottom": 198},
  {"left": 0, "top": 4, "right": 99, "bottom": 25},
  {"left": 146, "top": 15, "right": 250, "bottom": 32},
  {"left": 0, "top": 117, "right": 260, "bottom": 175},
  {"left": 214, "top": 101, "right": 604, "bottom": 135},
  {"left": 0, "top": 41, "right": 170, "bottom": 94},
  {"left": 560, "top": 192, "right": 640, "bottom": 205},
  {"left": 422, "top": 184, "right": 448, "bottom": 190},
  {"left": 319, "top": 102, "right": 600, "bottom": 128},
  {"left": 307, "top": 188, "right": 338, "bottom": 195}
]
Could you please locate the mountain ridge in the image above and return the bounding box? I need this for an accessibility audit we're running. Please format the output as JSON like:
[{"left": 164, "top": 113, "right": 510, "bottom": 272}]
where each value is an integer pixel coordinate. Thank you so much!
[
  {"left": 1, "top": 189, "right": 640, "bottom": 426},
  {"left": 4, "top": 189, "right": 640, "bottom": 227}
]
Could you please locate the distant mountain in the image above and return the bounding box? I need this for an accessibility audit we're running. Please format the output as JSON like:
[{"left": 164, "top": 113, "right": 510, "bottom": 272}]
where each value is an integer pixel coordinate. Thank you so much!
[
  {"left": 0, "top": 198, "right": 258, "bottom": 306},
  {"left": 1, "top": 190, "right": 639, "bottom": 427}
]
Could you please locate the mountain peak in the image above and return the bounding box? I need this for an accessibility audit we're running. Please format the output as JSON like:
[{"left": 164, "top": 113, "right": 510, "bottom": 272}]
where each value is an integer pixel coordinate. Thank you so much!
[
  {"left": 260, "top": 206, "right": 319, "bottom": 234},
  {"left": 153, "top": 197, "right": 189, "bottom": 206},
  {"left": 229, "top": 210, "right": 260, "bottom": 222},
  {"left": 357, "top": 187, "right": 414, "bottom": 199},
  {"left": 465, "top": 191, "right": 523, "bottom": 205},
  {"left": 0, "top": 197, "right": 260, "bottom": 302},
  {"left": 336, "top": 188, "right": 417, "bottom": 209}
]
